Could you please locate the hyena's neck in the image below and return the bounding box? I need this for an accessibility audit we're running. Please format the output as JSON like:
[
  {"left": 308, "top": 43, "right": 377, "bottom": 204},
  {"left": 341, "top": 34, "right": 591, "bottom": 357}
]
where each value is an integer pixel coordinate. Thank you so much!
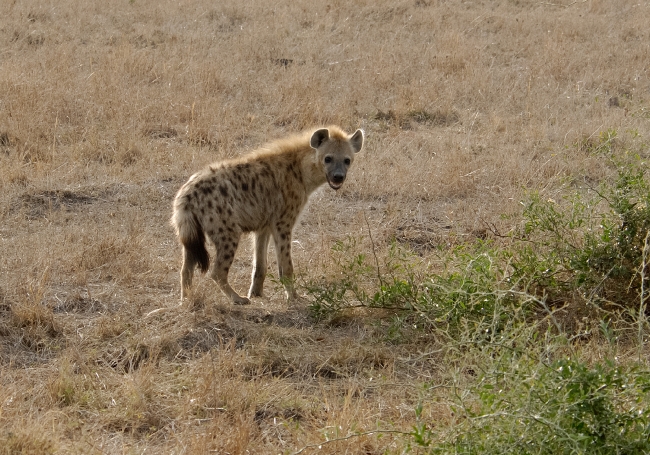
[{"left": 299, "top": 151, "right": 327, "bottom": 194}]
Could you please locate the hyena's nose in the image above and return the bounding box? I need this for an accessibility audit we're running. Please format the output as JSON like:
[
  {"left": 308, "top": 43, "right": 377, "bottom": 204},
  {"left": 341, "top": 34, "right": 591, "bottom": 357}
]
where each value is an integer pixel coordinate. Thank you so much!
[{"left": 331, "top": 174, "right": 345, "bottom": 184}]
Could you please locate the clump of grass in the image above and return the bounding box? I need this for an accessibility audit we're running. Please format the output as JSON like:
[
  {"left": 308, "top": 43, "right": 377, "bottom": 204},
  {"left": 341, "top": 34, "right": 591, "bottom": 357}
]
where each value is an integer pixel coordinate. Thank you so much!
[
  {"left": 372, "top": 108, "right": 459, "bottom": 130},
  {"left": 0, "top": 131, "right": 18, "bottom": 152},
  {"left": 0, "top": 430, "right": 57, "bottom": 455},
  {"left": 142, "top": 125, "right": 178, "bottom": 139},
  {"left": 406, "top": 108, "right": 459, "bottom": 127},
  {"left": 10, "top": 268, "right": 61, "bottom": 344}
]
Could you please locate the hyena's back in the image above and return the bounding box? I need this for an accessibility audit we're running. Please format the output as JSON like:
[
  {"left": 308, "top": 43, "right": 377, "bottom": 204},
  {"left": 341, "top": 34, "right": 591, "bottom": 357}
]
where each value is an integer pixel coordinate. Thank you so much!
[
  {"left": 172, "top": 126, "right": 363, "bottom": 304},
  {"left": 174, "top": 150, "right": 308, "bottom": 237}
]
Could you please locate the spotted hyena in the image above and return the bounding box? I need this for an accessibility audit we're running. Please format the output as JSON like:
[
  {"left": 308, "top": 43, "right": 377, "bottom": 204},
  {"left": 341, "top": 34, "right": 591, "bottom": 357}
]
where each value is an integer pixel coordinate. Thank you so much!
[{"left": 171, "top": 126, "right": 364, "bottom": 305}]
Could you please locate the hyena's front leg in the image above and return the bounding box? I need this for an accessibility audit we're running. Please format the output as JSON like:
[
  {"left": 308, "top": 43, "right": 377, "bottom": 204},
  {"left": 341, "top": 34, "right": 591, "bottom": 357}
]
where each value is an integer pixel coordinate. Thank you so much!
[
  {"left": 249, "top": 228, "right": 270, "bottom": 298},
  {"left": 209, "top": 232, "right": 250, "bottom": 305},
  {"left": 272, "top": 224, "right": 298, "bottom": 301}
]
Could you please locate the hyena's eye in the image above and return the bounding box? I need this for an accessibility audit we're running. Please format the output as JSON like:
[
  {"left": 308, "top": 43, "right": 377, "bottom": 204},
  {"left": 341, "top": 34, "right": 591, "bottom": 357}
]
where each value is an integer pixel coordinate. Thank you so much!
[
  {"left": 344, "top": 158, "right": 351, "bottom": 165},
  {"left": 324, "top": 156, "right": 332, "bottom": 164}
]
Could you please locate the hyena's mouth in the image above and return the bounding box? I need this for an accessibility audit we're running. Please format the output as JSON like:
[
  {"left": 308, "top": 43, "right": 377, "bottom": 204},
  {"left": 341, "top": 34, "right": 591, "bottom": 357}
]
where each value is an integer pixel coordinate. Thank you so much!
[{"left": 327, "top": 178, "right": 344, "bottom": 190}]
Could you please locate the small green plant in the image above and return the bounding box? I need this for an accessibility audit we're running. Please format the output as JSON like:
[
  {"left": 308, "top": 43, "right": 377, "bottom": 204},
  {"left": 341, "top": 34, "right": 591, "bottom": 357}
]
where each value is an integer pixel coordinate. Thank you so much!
[
  {"left": 306, "top": 238, "right": 530, "bottom": 338},
  {"left": 305, "top": 237, "right": 375, "bottom": 321},
  {"left": 574, "top": 128, "right": 618, "bottom": 155}
]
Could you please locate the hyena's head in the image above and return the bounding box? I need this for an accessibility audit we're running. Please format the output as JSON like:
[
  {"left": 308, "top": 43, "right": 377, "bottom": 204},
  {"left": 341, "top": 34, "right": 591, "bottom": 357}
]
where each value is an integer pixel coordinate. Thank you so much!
[{"left": 310, "top": 127, "right": 364, "bottom": 190}]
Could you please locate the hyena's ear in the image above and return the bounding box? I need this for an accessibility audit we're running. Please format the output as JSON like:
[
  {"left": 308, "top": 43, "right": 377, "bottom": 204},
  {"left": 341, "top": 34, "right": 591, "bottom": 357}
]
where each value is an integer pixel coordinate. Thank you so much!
[
  {"left": 350, "top": 129, "right": 364, "bottom": 153},
  {"left": 310, "top": 128, "right": 330, "bottom": 149}
]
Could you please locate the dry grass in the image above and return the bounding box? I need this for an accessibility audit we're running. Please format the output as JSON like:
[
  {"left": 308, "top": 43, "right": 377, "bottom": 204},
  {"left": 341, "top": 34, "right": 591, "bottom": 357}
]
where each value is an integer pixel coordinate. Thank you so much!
[{"left": 1, "top": 0, "right": 650, "bottom": 453}]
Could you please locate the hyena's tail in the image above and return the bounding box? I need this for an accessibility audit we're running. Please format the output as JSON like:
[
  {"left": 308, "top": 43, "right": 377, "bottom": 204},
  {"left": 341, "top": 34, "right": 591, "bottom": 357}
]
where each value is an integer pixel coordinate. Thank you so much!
[{"left": 171, "top": 194, "right": 210, "bottom": 274}]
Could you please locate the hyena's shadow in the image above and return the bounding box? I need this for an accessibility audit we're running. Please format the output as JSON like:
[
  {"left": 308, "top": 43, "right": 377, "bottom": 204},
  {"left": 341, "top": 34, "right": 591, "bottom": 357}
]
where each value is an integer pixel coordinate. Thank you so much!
[{"left": 187, "top": 295, "right": 314, "bottom": 330}]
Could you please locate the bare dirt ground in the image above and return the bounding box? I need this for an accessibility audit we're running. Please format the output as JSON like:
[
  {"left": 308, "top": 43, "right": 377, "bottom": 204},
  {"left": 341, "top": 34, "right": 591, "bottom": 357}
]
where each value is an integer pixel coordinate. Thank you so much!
[{"left": 1, "top": 0, "right": 649, "bottom": 453}]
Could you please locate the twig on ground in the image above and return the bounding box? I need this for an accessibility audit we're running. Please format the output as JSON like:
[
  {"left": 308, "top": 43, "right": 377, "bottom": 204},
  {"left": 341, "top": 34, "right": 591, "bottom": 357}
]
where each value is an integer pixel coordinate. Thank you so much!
[
  {"left": 540, "top": 0, "right": 587, "bottom": 7},
  {"left": 291, "top": 429, "right": 409, "bottom": 455}
]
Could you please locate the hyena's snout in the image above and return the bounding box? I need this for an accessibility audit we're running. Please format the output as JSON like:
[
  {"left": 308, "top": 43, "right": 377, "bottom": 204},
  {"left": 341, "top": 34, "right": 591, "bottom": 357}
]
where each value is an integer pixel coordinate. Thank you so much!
[
  {"left": 329, "top": 171, "right": 346, "bottom": 189},
  {"left": 327, "top": 172, "right": 347, "bottom": 190},
  {"left": 326, "top": 163, "right": 349, "bottom": 190}
]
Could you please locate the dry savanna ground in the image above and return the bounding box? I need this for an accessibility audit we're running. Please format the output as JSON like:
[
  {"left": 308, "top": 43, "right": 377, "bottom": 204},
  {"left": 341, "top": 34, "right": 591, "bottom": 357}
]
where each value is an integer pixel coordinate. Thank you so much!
[{"left": 1, "top": 0, "right": 650, "bottom": 453}]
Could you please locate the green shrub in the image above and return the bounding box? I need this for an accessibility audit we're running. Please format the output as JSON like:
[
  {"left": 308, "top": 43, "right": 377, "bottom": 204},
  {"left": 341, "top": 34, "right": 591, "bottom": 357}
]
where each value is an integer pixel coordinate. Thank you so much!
[
  {"left": 417, "top": 356, "right": 650, "bottom": 454},
  {"left": 516, "top": 150, "right": 650, "bottom": 310},
  {"left": 306, "top": 239, "right": 533, "bottom": 340}
]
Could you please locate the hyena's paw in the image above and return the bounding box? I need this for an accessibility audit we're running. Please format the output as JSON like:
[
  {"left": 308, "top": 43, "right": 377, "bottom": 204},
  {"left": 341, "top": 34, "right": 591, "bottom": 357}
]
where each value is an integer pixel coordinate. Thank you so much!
[
  {"left": 286, "top": 291, "right": 305, "bottom": 306},
  {"left": 180, "top": 288, "right": 192, "bottom": 304},
  {"left": 248, "top": 286, "right": 263, "bottom": 298},
  {"left": 232, "top": 295, "right": 251, "bottom": 305}
]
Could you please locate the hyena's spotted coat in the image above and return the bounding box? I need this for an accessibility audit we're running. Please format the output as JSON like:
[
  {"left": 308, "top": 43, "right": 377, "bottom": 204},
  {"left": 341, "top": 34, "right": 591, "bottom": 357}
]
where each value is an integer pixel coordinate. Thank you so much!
[{"left": 172, "top": 126, "right": 364, "bottom": 304}]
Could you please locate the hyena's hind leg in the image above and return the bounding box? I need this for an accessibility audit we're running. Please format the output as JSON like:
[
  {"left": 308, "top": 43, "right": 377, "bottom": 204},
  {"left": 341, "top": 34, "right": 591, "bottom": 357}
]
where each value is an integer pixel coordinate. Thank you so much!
[
  {"left": 249, "top": 228, "right": 271, "bottom": 298},
  {"left": 180, "top": 247, "right": 196, "bottom": 300},
  {"left": 209, "top": 231, "right": 250, "bottom": 305},
  {"left": 180, "top": 238, "right": 210, "bottom": 301}
]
